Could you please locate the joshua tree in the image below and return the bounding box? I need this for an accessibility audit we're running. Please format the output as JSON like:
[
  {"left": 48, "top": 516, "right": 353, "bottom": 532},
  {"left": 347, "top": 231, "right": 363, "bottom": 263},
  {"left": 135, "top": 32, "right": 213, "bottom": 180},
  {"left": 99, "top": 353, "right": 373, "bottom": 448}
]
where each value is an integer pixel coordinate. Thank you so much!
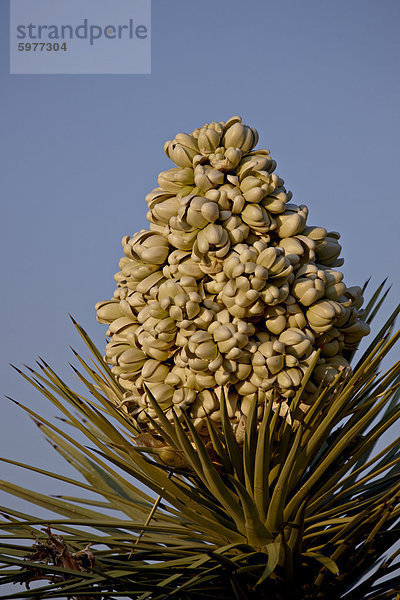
[{"left": 1, "top": 117, "right": 400, "bottom": 600}]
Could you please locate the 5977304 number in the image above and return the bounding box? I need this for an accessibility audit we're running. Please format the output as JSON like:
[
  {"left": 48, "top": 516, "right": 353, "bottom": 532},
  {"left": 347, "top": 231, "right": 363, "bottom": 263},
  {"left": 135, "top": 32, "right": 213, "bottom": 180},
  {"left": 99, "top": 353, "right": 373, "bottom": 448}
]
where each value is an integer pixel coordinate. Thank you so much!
[{"left": 18, "top": 42, "right": 67, "bottom": 51}]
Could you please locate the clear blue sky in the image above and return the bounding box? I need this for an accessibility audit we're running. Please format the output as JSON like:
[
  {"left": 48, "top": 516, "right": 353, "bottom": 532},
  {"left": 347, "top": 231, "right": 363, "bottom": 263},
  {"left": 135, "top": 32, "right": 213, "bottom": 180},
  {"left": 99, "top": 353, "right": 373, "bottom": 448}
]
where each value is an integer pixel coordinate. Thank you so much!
[{"left": 1, "top": 0, "right": 399, "bottom": 503}]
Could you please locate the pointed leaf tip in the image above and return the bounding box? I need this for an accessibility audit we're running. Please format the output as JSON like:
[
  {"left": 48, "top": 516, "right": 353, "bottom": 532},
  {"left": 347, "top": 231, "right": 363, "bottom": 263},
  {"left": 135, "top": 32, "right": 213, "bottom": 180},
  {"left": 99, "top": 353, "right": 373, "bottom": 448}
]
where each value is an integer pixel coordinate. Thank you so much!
[{"left": 5, "top": 396, "right": 19, "bottom": 405}]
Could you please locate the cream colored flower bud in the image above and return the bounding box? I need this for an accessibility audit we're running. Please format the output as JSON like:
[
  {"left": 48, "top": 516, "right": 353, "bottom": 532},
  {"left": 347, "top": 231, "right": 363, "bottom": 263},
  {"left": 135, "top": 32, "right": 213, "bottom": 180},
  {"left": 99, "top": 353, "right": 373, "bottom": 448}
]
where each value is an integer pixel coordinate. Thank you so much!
[
  {"left": 208, "top": 354, "right": 223, "bottom": 372},
  {"left": 200, "top": 201, "right": 219, "bottom": 223},
  {"left": 231, "top": 193, "right": 245, "bottom": 214},
  {"left": 194, "top": 230, "right": 209, "bottom": 255},
  {"left": 205, "top": 223, "right": 224, "bottom": 245},
  {"left": 191, "top": 389, "right": 218, "bottom": 417},
  {"left": 286, "top": 303, "right": 307, "bottom": 329},
  {"left": 158, "top": 167, "right": 194, "bottom": 193},
  {"left": 164, "top": 133, "right": 199, "bottom": 167},
  {"left": 172, "top": 387, "right": 197, "bottom": 407},
  {"left": 193, "top": 373, "right": 215, "bottom": 389},
  {"left": 274, "top": 204, "right": 308, "bottom": 238},
  {"left": 141, "top": 359, "right": 170, "bottom": 382},
  {"left": 222, "top": 254, "right": 241, "bottom": 279},
  {"left": 177, "top": 195, "right": 207, "bottom": 229},
  {"left": 216, "top": 336, "right": 237, "bottom": 354},
  {"left": 253, "top": 365, "right": 272, "bottom": 380},
  {"left": 156, "top": 280, "right": 183, "bottom": 302},
  {"left": 194, "top": 340, "right": 218, "bottom": 361},
  {"left": 304, "top": 228, "right": 343, "bottom": 267},
  {"left": 222, "top": 121, "right": 258, "bottom": 153},
  {"left": 119, "top": 261, "right": 138, "bottom": 279},
  {"left": 128, "top": 231, "right": 170, "bottom": 265},
  {"left": 155, "top": 317, "right": 177, "bottom": 334},
  {"left": 108, "top": 316, "right": 138, "bottom": 336},
  {"left": 193, "top": 308, "right": 215, "bottom": 328},
  {"left": 124, "top": 261, "right": 160, "bottom": 283},
  {"left": 285, "top": 355, "right": 299, "bottom": 367},
  {"left": 240, "top": 395, "right": 257, "bottom": 417},
  {"left": 279, "top": 237, "right": 306, "bottom": 258},
  {"left": 268, "top": 253, "right": 291, "bottom": 278},
  {"left": 317, "top": 236, "right": 343, "bottom": 266},
  {"left": 253, "top": 349, "right": 268, "bottom": 366},
  {"left": 194, "top": 165, "right": 224, "bottom": 192},
  {"left": 179, "top": 275, "right": 198, "bottom": 291},
  {"left": 225, "top": 347, "right": 243, "bottom": 361},
  {"left": 212, "top": 324, "right": 232, "bottom": 342},
  {"left": 230, "top": 275, "right": 248, "bottom": 296},
  {"left": 235, "top": 362, "right": 252, "bottom": 380},
  {"left": 323, "top": 268, "right": 346, "bottom": 300},
  {"left": 206, "top": 410, "right": 220, "bottom": 422},
  {"left": 141, "top": 340, "right": 170, "bottom": 362},
  {"left": 214, "top": 369, "right": 231, "bottom": 386},
  {"left": 245, "top": 186, "right": 265, "bottom": 204},
  {"left": 208, "top": 146, "right": 243, "bottom": 171},
  {"left": 262, "top": 188, "right": 291, "bottom": 214},
  {"left": 292, "top": 267, "right": 326, "bottom": 307},
  {"left": 227, "top": 223, "right": 250, "bottom": 244},
  {"left": 146, "top": 190, "right": 179, "bottom": 225},
  {"left": 245, "top": 288, "right": 261, "bottom": 305},
  {"left": 96, "top": 300, "right": 124, "bottom": 324},
  {"left": 237, "top": 154, "right": 274, "bottom": 181},
  {"left": 197, "top": 123, "right": 223, "bottom": 155},
  {"left": 105, "top": 341, "right": 131, "bottom": 362},
  {"left": 240, "top": 174, "right": 265, "bottom": 193},
  {"left": 306, "top": 300, "right": 340, "bottom": 333},
  {"left": 145, "top": 383, "right": 174, "bottom": 407},
  {"left": 266, "top": 354, "right": 285, "bottom": 375},
  {"left": 148, "top": 222, "right": 168, "bottom": 236},
  {"left": 242, "top": 204, "right": 271, "bottom": 232},
  {"left": 303, "top": 226, "right": 327, "bottom": 241},
  {"left": 167, "top": 229, "right": 198, "bottom": 251},
  {"left": 177, "top": 258, "right": 204, "bottom": 279},
  {"left": 136, "top": 271, "right": 165, "bottom": 294},
  {"left": 184, "top": 301, "right": 198, "bottom": 319},
  {"left": 261, "top": 283, "right": 289, "bottom": 306},
  {"left": 125, "top": 292, "right": 146, "bottom": 310},
  {"left": 136, "top": 305, "right": 152, "bottom": 324},
  {"left": 204, "top": 187, "right": 230, "bottom": 208},
  {"left": 265, "top": 306, "right": 287, "bottom": 335},
  {"left": 236, "top": 379, "right": 258, "bottom": 396},
  {"left": 277, "top": 367, "right": 302, "bottom": 389},
  {"left": 256, "top": 247, "right": 278, "bottom": 269},
  {"left": 112, "top": 365, "right": 136, "bottom": 378},
  {"left": 193, "top": 224, "right": 230, "bottom": 261},
  {"left": 279, "top": 326, "right": 311, "bottom": 346},
  {"left": 146, "top": 187, "right": 174, "bottom": 207},
  {"left": 117, "top": 347, "right": 147, "bottom": 370},
  {"left": 167, "top": 248, "right": 189, "bottom": 265}
]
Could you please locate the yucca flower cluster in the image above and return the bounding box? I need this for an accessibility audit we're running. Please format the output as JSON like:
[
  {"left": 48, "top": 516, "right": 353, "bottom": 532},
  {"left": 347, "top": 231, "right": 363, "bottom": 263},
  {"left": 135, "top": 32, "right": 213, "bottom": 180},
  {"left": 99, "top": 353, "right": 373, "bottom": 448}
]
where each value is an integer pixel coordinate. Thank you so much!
[
  {"left": 2, "top": 117, "right": 399, "bottom": 600},
  {"left": 96, "top": 116, "right": 369, "bottom": 434}
]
